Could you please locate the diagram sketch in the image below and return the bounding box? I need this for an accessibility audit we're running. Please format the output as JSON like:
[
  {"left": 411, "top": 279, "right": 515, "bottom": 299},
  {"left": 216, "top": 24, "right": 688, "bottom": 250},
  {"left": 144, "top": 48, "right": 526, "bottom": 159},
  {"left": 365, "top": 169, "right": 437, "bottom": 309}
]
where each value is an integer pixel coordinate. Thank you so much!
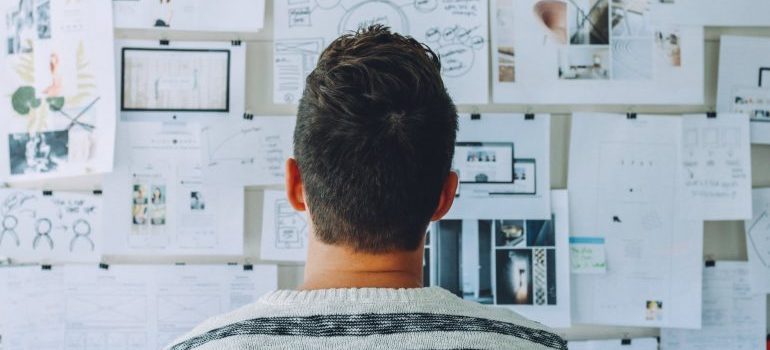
[
  {"left": 491, "top": 0, "right": 703, "bottom": 104},
  {"left": 201, "top": 116, "right": 296, "bottom": 186},
  {"left": 273, "top": 0, "right": 489, "bottom": 104},
  {"left": 0, "top": 189, "right": 102, "bottom": 263},
  {"left": 0, "top": 0, "right": 117, "bottom": 181},
  {"left": 261, "top": 190, "right": 309, "bottom": 261},
  {"left": 112, "top": 0, "right": 266, "bottom": 32}
]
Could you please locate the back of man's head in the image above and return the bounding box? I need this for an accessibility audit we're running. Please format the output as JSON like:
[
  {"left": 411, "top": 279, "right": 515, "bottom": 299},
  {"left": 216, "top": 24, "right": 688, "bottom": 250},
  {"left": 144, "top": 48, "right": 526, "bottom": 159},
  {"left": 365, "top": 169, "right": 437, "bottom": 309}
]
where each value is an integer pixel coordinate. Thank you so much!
[{"left": 295, "top": 25, "right": 458, "bottom": 253}]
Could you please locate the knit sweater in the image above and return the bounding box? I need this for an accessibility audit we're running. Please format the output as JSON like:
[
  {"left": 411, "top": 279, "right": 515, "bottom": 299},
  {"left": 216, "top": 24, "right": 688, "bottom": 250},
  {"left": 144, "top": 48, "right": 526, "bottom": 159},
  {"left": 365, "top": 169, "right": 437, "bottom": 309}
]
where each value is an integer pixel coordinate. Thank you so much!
[{"left": 164, "top": 287, "right": 566, "bottom": 350}]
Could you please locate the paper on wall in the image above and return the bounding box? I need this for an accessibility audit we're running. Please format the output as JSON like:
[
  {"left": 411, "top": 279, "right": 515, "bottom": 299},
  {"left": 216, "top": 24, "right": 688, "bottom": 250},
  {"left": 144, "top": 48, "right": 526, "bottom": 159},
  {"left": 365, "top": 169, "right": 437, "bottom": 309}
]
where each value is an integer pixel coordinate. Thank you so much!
[
  {"left": 201, "top": 116, "right": 296, "bottom": 186},
  {"left": 651, "top": 0, "right": 770, "bottom": 26},
  {"left": 0, "top": 189, "right": 102, "bottom": 263},
  {"left": 0, "top": 0, "right": 117, "bottom": 181},
  {"left": 660, "top": 262, "right": 767, "bottom": 350},
  {"left": 717, "top": 35, "right": 770, "bottom": 144},
  {"left": 681, "top": 114, "right": 752, "bottom": 220},
  {"left": 273, "top": 0, "right": 489, "bottom": 104},
  {"left": 746, "top": 188, "right": 770, "bottom": 294},
  {"left": 260, "top": 190, "right": 309, "bottom": 262},
  {"left": 569, "top": 113, "right": 702, "bottom": 329},
  {"left": 568, "top": 338, "right": 658, "bottom": 350},
  {"left": 446, "top": 114, "right": 551, "bottom": 220},
  {"left": 103, "top": 121, "right": 244, "bottom": 256},
  {"left": 116, "top": 40, "right": 248, "bottom": 121},
  {"left": 429, "top": 190, "right": 571, "bottom": 328},
  {"left": 491, "top": 0, "right": 704, "bottom": 105},
  {"left": 113, "top": 0, "right": 265, "bottom": 32},
  {"left": 0, "top": 264, "right": 277, "bottom": 349}
]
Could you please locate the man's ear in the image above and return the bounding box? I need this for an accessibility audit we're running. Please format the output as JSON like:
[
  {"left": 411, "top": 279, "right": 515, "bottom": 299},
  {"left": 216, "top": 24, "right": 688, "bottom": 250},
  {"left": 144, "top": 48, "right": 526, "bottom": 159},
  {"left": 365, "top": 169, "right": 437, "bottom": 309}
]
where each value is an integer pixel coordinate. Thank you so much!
[
  {"left": 285, "top": 158, "right": 306, "bottom": 211},
  {"left": 430, "top": 171, "right": 458, "bottom": 221}
]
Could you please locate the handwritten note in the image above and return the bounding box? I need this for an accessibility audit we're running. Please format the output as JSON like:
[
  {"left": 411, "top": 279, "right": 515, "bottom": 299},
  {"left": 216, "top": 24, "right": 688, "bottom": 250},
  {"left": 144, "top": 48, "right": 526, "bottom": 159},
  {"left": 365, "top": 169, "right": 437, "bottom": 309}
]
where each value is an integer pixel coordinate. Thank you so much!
[{"left": 569, "top": 237, "right": 607, "bottom": 274}]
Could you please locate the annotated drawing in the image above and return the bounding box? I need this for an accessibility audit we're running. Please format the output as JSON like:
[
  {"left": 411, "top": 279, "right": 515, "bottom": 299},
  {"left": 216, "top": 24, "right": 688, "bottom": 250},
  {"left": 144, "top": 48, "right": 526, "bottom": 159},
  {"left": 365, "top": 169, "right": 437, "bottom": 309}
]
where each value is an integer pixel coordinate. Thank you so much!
[{"left": 274, "top": 0, "right": 489, "bottom": 104}]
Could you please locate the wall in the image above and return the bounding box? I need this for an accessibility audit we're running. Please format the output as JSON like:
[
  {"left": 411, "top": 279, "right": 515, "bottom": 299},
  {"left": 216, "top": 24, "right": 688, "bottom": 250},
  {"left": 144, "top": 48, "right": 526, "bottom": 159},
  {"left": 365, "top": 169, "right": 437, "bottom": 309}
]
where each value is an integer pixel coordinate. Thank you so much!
[{"left": 18, "top": 0, "right": 770, "bottom": 341}]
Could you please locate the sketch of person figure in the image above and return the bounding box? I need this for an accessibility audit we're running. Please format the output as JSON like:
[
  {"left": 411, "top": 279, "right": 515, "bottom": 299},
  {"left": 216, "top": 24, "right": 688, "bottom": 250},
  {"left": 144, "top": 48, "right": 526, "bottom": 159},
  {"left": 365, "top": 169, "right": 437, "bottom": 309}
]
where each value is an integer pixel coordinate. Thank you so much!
[
  {"left": 42, "top": 53, "right": 62, "bottom": 96},
  {"left": 153, "top": 0, "right": 173, "bottom": 28}
]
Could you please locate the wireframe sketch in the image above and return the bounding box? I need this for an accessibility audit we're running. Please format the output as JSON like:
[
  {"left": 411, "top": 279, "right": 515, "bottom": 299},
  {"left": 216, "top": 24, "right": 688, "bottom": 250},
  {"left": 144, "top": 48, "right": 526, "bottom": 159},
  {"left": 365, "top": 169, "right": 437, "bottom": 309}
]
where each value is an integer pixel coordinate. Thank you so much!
[
  {"left": 275, "top": 198, "right": 307, "bottom": 249},
  {"left": 0, "top": 189, "right": 101, "bottom": 262},
  {"left": 274, "top": 0, "right": 490, "bottom": 104},
  {"left": 112, "top": 0, "right": 265, "bottom": 32},
  {"left": 747, "top": 210, "right": 770, "bottom": 268},
  {"left": 2, "top": 0, "right": 116, "bottom": 180}
]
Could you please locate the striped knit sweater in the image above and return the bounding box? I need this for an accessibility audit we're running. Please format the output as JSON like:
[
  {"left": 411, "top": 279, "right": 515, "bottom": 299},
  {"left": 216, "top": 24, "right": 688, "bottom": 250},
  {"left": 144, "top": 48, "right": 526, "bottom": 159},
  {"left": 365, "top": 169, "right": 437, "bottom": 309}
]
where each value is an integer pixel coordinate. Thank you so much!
[{"left": 165, "top": 287, "right": 566, "bottom": 350}]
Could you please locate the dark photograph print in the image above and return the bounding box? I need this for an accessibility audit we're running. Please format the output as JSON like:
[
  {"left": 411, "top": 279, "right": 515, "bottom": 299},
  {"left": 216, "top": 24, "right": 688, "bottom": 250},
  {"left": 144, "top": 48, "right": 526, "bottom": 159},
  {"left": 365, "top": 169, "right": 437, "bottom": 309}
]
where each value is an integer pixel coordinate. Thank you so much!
[
  {"left": 9, "top": 130, "right": 68, "bottom": 175},
  {"left": 496, "top": 249, "right": 533, "bottom": 305}
]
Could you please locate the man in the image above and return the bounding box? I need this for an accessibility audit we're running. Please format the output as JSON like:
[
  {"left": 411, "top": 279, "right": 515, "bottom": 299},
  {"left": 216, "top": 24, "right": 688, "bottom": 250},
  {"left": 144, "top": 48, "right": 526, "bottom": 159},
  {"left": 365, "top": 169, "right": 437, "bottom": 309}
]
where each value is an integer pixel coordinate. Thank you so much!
[{"left": 166, "top": 25, "right": 566, "bottom": 350}]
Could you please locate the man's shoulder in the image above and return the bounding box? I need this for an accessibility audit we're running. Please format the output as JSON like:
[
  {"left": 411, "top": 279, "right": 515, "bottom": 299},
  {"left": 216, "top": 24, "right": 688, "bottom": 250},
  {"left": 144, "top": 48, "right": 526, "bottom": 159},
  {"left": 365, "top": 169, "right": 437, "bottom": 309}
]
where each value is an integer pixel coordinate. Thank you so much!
[{"left": 165, "top": 288, "right": 566, "bottom": 350}]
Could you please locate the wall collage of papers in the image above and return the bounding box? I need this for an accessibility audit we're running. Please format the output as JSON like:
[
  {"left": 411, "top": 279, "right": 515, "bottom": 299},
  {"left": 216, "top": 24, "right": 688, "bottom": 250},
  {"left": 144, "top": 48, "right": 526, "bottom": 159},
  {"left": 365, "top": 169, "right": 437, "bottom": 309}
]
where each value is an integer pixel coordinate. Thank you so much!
[{"left": 0, "top": 0, "right": 768, "bottom": 349}]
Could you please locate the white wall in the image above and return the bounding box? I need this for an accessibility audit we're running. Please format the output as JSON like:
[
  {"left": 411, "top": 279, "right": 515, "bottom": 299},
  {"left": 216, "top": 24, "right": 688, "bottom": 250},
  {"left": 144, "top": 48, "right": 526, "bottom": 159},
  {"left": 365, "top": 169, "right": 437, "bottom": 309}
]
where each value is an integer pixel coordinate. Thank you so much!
[{"left": 20, "top": 1, "right": 770, "bottom": 341}]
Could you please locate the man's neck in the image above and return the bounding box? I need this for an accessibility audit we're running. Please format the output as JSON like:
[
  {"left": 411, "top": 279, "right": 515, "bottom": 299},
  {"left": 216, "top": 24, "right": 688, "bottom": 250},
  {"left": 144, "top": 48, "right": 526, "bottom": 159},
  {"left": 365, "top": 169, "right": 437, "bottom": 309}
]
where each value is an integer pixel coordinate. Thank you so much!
[{"left": 300, "top": 236, "right": 424, "bottom": 290}]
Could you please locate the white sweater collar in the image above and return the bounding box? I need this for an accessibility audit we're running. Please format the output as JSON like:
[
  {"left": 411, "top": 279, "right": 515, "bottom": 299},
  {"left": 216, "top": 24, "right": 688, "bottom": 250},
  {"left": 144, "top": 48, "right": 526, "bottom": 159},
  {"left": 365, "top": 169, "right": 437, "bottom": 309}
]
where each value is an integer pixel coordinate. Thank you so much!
[{"left": 259, "top": 287, "right": 457, "bottom": 305}]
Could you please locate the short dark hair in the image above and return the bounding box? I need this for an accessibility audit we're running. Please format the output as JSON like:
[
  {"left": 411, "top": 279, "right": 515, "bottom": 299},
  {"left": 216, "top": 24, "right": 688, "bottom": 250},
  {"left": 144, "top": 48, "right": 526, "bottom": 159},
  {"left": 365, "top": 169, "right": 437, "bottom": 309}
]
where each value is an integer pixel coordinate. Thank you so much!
[{"left": 294, "top": 25, "right": 458, "bottom": 253}]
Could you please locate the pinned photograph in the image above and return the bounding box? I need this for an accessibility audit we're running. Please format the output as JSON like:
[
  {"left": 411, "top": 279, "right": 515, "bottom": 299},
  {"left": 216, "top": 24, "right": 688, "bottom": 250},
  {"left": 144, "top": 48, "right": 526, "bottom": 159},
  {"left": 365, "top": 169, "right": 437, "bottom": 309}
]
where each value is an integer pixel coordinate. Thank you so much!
[
  {"left": 558, "top": 47, "right": 610, "bottom": 80},
  {"left": 190, "top": 191, "right": 205, "bottom": 210},
  {"left": 8, "top": 130, "right": 69, "bottom": 175},
  {"left": 567, "top": 0, "right": 609, "bottom": 45},
  {"left": 655, "top": 28, "right": 681, "bottom": 67},
  {"left": 132, "top": 184, "right": 148, "bottom": 225},
  {"left": 496, "top": 249, "right": 533, "bottom": 305},
  {"left": 526, "top": 219, "right": 555, "bottom": 246},
  {"left": 35, "top": 0, "right": 51, "bottom": 39},
  {"left": 5, "top": 0, "right": 35, "bottom": 54},
  {"left": 645, "top": 300, "right": 663, "bottom": 321},
  {"left": 150, "top": 185, "right": 166, "bottom": 225},
  {"left": 494, "top": 220, "right": 525, "bottom": 247}
]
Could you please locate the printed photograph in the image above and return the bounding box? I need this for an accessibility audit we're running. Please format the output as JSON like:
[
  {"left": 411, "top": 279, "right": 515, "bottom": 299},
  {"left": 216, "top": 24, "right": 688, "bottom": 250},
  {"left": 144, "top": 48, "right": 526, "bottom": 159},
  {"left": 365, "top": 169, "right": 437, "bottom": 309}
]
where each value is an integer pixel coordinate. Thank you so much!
[
  {"left": 132, "top": 184, "right": 148, "bottom": 225},
  {"left": 533, "top": 0, "right": 567, "bottom": 44},
  {"left": 496, "top": 249, "right": 533, "bottom": 305},
  {"left": 655, "top": 28, "right": 681, "bottom": 67},
  {"left": 149, "top": 185, "right": 166, "bottom": 225},
  {"left": 35, "top": 0, "right": 51, "bottom": 39},
  {"left": 558, "top": 47, "right": 610, "bottom": 80},
  {"left": 190, "top": 191, "right": 205, "bottom": 210},
  {"left": 5, "top": 0, "right": 35, "bottom": 54},
  {"left": 645, "top": 300, "right": 663, "bottom": 321},
  {"left": 526, "top": 219, "right": 556, "bottom": 247},
  {"left": 610, "top": 0, "right": 651, "bottom": 37},
  {"left": 494, "top": 220, "right": 525, "bottom": 247},
  {"left": 8, "top": 130, "right": 69, "bottom": 175},
  {"left": 568, "top": 0, "right": 609, "bottom": 45}
]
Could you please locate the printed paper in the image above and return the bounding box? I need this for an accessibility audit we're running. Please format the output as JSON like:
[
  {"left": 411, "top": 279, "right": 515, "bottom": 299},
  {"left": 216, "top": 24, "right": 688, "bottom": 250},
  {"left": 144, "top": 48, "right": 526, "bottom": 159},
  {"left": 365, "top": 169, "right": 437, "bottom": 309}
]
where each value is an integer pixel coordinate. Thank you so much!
[
  {"left": 113, "top": 0, "right": 265, "bottom": 32},
  {"left": 745, "top": 188, "right": 770, "bottom": 294},
  {"left": 260, "top": 190, "right": 309, "bottom": 262}
]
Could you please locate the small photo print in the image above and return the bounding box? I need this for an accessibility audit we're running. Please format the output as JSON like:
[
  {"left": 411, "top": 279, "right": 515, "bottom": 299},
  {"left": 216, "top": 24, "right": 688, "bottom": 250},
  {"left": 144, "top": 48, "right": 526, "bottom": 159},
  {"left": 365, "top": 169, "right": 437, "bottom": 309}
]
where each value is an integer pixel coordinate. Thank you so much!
[
  {"left": 526, "top": 219, "right": 555, "bottom": 247},
  {"left": 497, "top": 46, "right": 515, "bottom": 82},
  {"left": 150, "top": 185, "right": 166, "bottom": 225},
  {"left": 36, "top": 0, "right": 51, "bottom": 39},
  {"left": 5, "top": 0, "right": 35, "bottom": 54},
  {"left": 568, "top": 0, "right": 609, "bottom": 45},
  {"left": 655, "top": 29, "right": 681, "bottom": 67},
  {"left": 558, "top": 47, "right": 610, "bottom": 80},
  {"left": 132, "top": 184, "right": 148, "bottom": 225},
  {"left": 496, "top": 249, "right": 533, "bottom": 305},
  {"left": 190, "top": 191, "right": 205, "bottom": 210},
  {"left": 645, "top": 300, "right": 663, "bottom": 321},
  {"left": 610, "top": 0, "right": 651, "bottom": 37},
  {"left": 495, "top": 220, "right": 525, "bottom": 247},
  {"left": 533, "top": 0, "right": 567, "bottom": 44},
  {"left": 8, "top": 130, "right": 69, "bottom": 175}
]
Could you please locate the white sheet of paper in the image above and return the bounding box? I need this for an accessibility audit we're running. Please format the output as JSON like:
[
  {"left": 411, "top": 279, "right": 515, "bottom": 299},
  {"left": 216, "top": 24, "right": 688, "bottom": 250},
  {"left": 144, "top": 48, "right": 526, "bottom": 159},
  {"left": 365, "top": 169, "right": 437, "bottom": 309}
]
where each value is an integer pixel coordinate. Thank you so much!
[
  {"left": 273, "top": 0, "right": 489, "bottom": 104},
  {"left": 569, "top": 113, "right": 703, "bottom": 329},
  {"left": 0, "top": 0, "right": 117, "bottom": 181},
  {"left": 717, "top": 35, "right": 770, "bottom": 144},
  {"left": 200, "top": 116, "right": 296, "bottom": 186},
  {"left": 446, "top": 114, "right": 551, "bottom": 220},
  {"left": 429, "top": 190, "right": 571, "bottom": 328},
  {"left": 0, "top": 189, "right": 101, "bottom": 263},
  {"left": 113, "top": 0, "right": 265, "bottom": 32},
  {"left": 651, "top": 0, "right": 770, "bottom": 26},
  {"left": 568, "top": 338, "right": 658, "bottom": 350},
  {"left": 491, "top": 0, "right": 704, "bottom": 104},
  {"left": 746, "top": 188, "right": 770, "bottom": 294},
  {"left": 116, "top": 40, "right": 247, "bottom": 121},
  {"left": 260, "top": 190, "right": 309, "bottom": 262},
  {"left": 0, "top": 264, "right": 277, "bottom": 349},
  {"left": 681, "top": 114, "right": 753, "bottom": 220},
  {"left": 103, "top": 121, "right": 244, "bottom": 255},
  {"left": 569, "top": 237, "right": 607, "bottom": 274},
  {"left": 660, "top": 262, "right": 767, "bottom": 350}
]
